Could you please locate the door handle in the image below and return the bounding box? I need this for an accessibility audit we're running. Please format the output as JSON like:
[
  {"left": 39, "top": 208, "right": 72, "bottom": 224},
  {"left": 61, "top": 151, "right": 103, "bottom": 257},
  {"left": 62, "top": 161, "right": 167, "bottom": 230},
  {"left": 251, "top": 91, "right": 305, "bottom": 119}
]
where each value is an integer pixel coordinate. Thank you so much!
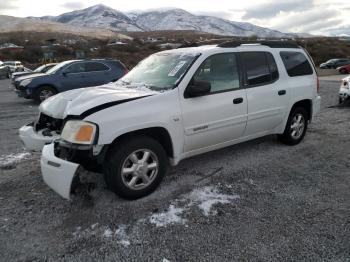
[
  {"left": 278, "top": 90, "right": 286, "bottom": 96},
  {"left": 233, "top": 97, "right": 243, "bottom": 104}
]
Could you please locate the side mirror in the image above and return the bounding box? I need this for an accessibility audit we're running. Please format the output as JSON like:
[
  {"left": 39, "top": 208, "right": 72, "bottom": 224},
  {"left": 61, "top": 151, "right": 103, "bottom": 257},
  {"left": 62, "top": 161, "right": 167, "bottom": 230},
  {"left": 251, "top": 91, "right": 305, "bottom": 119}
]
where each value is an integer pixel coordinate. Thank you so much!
[
  {"left": 62, "top": 71, "right": 68, "bottom": 77},
  {"left": 184, "top": 80, "right": 211, "bottom": 98}
]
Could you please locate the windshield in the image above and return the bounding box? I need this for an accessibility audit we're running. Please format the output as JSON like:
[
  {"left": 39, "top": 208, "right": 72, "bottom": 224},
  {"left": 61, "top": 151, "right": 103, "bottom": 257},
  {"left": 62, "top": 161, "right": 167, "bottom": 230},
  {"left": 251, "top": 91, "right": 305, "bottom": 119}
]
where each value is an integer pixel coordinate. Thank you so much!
[
  {"left": 117, "top": 52, "right": 199, "bottom": 90},
  {"left": 34, "top": 64, "right": 46, "bottom": 72},
  {"left": 46, "top": 61, "right": 74, "bottom": 74}
]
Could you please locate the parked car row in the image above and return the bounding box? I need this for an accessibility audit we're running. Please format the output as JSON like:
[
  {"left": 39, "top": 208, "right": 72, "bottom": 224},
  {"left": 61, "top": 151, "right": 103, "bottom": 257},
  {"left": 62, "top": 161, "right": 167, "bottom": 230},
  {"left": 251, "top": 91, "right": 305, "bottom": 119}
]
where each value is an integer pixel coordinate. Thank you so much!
[
  {"left": 18, "top": 41, "right": 321, "bottom": 200},
  {"left": 319, "top": 58, "right": 350, "bottom": 74},
  {"left": 12, "top": 59, "right": 128, "bottom": 102}
]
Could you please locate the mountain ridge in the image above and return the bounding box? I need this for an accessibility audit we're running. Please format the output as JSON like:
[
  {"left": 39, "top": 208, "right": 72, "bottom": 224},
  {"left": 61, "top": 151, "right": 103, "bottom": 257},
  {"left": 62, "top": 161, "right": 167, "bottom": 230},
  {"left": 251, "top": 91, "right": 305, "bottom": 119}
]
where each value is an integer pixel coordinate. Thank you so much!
[{"left": 35, "top": 4, "right": 291, "bottom": 38}]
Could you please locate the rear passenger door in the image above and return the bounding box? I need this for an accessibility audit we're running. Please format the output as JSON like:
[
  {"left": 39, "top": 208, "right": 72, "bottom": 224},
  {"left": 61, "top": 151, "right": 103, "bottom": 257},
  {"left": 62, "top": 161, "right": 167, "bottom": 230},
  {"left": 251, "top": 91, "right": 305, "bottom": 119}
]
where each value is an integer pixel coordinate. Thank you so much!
[
  {"left": 83, "top": 62, "right": 111, "bottom": 87},
  {"left": 241, "top": 51, "right": 289, "bottom": 136}
]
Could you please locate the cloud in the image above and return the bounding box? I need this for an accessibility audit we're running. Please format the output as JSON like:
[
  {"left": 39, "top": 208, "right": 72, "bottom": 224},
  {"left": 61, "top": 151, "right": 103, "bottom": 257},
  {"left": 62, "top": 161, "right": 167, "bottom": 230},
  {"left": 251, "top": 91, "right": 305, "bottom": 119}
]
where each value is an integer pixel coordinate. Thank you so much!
[
  {"left": 0, "top": 0, "right": 18, "bottom": 11},
  {"left": 60, "top": 1, "right": 85, "bottom": 10},
  {"left": 242, "top": 0, "right": 313, "bottom": 19},
  {"left": 269, "top": 8, "right": 342, "bottom": 33}
]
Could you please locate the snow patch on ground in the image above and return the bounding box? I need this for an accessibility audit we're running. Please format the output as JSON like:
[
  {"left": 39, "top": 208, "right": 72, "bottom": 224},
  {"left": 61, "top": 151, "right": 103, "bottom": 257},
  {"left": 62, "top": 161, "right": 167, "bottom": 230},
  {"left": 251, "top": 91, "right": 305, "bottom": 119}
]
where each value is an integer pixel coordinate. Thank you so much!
[
  {"left": 115, "top": 224, "right": 130, "bottom": 247},
  {"left": 148, "top": 186, "right": 240, "bottom": 227},
  {"left": 188, "top": 186, "right": 240, "bottom": 216},
  {"left": 149, "top": 204, "right": 187, "bottom": 227},
  {"left": 0, "top": 152, "right": 30, "bottom": 168},
  {"left": 103, "top": 228, "right": 113, "bottom": 238}
]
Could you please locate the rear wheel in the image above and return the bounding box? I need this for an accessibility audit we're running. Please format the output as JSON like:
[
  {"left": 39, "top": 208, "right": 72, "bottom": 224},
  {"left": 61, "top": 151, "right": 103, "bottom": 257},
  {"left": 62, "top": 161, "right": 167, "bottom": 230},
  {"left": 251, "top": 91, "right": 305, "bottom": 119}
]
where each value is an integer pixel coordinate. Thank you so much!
[
  {"left": 103, "top": 136, "right": 168, "bottom": 199},
  {"left": 34, "top": 86, "right": 57, "bottom": 103},
  {"left": 279, "top": 107, "right": 308, "bottom": 145}
]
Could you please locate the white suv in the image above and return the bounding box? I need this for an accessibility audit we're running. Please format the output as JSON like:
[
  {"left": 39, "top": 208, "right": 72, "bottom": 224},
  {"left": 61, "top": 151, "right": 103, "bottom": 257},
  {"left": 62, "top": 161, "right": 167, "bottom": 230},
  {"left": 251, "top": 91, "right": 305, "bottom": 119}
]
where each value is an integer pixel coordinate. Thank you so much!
[{"left": 19, "top": 41, "right": 321, "bottom": 199}]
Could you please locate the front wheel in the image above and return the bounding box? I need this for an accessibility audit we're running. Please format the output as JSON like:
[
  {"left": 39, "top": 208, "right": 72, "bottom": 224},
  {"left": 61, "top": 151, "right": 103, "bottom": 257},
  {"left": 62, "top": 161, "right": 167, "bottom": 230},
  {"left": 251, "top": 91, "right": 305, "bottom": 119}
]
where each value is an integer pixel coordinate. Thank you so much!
[
  {"left": 34, "top": 86, "right": 57, "bottom": 103},
  {"left": 103, "top": 136, "right": 168, "bottom": 199},
  {"left": 278, "top": 107, "right": 308, "bottom": 145}
]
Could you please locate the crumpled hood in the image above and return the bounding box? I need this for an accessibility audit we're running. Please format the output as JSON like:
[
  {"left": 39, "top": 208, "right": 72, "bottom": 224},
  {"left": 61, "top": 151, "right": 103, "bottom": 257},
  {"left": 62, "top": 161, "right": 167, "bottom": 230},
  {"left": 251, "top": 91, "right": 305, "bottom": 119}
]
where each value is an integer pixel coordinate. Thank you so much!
[{"left": 39, "top": 82, "right": 159, "bottom": 119}]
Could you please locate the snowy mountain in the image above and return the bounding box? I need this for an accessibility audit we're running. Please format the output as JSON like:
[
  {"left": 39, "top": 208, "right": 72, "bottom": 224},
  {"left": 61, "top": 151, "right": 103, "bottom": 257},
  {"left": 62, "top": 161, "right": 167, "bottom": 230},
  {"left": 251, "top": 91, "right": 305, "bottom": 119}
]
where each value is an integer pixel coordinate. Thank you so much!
[{"left": 37, "top": 4, "right": 289, "bottom": 38}]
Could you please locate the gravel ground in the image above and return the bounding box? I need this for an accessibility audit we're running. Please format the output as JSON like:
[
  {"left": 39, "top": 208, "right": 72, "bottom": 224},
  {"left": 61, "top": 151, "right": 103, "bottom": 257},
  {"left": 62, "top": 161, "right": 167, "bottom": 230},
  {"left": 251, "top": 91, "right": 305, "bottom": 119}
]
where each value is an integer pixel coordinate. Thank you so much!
[{"left": 0, "top": 78, "right": 349, "bottom": 262}]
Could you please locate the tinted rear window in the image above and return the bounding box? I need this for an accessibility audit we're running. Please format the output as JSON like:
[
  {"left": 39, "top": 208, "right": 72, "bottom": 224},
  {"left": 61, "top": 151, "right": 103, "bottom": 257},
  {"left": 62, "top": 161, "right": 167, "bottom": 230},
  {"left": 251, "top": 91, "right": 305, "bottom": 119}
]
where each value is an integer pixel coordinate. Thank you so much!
[
  {"left": 241, "top": 52, "right": 279, "bottom": 86},
  {"left": 280, "top": 52, "right": 313, "bottom": 77},
  {"left": 85, "top": 62, "right": 109, "bottom": 72}
]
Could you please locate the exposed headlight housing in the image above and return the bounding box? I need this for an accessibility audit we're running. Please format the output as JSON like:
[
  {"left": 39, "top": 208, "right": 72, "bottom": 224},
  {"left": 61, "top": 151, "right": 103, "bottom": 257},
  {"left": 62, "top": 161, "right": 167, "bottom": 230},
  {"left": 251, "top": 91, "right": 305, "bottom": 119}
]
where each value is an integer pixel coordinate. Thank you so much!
[
  {"left": 20, "top": 78, "right": 32, "bottom": 86},
  {"left": 61, "top": 121, "right": 97, "bottom": 145}
]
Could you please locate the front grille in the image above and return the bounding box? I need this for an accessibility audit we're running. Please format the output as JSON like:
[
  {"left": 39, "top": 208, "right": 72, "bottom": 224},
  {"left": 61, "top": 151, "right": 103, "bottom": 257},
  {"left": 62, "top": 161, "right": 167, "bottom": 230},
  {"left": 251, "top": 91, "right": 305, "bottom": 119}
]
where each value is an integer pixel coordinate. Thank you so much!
[{"left": 35, "top": 113, "right": 63, "bottom": 133}]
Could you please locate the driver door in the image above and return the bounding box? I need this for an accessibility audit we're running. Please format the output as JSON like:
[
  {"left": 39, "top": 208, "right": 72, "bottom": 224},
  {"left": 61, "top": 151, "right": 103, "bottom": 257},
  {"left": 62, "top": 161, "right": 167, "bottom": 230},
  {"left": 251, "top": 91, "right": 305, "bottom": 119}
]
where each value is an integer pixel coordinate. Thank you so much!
[
  {"left": 60, "top": 62, "right": 87, "bottom": 91},
  {"left": 180, "top": 53, "right": 248, "bottom": 152}
]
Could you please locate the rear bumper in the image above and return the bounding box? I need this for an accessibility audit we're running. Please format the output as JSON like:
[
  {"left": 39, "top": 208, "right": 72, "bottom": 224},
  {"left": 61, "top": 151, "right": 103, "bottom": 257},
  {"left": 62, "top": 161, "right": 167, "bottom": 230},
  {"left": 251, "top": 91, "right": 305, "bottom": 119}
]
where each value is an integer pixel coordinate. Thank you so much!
[
  {"left": 19, "top": 124, "right": 59, "bottom": 151},
  {"left": 41, "top": 144, "right": 79, "bottom": 200},
  {"left": 312, "top": 95, "right": 321, "bottom": 118}
]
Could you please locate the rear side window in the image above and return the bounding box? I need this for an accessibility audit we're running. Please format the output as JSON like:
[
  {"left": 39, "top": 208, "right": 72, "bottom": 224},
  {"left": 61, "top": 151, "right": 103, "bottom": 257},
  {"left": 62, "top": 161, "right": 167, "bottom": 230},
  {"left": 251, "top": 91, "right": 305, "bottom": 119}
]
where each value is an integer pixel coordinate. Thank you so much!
[
  {"left": 280, "top": 52, "right": 313, "bottom": 77},
  {"left": 85, "top": 62, "right": 109, "bottom": 72},
  {"left": 241, "top": 52, "right": 279, "bottom": 86}
]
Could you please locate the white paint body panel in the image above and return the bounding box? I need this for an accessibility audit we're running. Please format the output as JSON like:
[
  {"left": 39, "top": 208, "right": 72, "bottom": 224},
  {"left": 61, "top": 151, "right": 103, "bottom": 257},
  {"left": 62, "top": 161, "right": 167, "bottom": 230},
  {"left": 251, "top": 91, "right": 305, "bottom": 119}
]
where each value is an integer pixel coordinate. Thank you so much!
[
  {"left": 19, "top": 125, "right": 60, "bottom": 151},
  {"left": 41, "top": 144, "right": 79, "bottom": 199}
]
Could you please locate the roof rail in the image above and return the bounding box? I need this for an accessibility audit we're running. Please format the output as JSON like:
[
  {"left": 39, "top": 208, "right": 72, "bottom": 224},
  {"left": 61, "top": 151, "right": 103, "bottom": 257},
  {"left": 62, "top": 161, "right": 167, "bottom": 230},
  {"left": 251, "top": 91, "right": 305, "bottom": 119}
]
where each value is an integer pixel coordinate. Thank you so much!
[{"left": 217, "top": 40, "right": 300, "bottom": 49}]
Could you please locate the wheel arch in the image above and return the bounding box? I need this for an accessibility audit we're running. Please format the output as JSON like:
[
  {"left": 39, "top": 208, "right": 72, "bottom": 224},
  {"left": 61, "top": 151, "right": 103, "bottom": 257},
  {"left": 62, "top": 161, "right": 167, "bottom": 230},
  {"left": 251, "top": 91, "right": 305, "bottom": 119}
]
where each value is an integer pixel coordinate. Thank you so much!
[
  {"left": 290, "top": 99, "right": 312, "bottom": 121},
  {"left": 35, "top": 84, "right": 59, "bottom": 93},
  {"left": 106, "top": 126, "right": 175, "bottom": 159}
]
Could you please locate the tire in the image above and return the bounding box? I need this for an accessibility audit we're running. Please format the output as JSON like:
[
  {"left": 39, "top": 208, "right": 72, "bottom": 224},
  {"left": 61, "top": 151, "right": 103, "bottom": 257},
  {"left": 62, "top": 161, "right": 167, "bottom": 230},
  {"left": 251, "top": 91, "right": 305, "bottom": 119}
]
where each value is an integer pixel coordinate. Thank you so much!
[
  {"left": 34, "top": 86, "right": 57, "bottom": 103},
  {"left": 340, "top": 68, "right": 348, "bottom": 74},
  {"left": 278, "top": 107, "right": 308, "bottom": 146},
  {"left": 103, "top": 136, "right": 168, "bottom": 199}
]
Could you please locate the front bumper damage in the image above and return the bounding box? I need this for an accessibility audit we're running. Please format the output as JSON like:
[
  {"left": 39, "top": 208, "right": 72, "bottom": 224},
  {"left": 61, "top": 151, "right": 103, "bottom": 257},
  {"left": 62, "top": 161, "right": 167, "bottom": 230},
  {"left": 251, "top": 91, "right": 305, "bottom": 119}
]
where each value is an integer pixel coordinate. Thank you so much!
[
  {"left": 339, "top": 87, "right": 349, "bottom": 101},
  {"left": 19, "top": 124, "right": 60, "bottom": 151},
  {"left": 41, "top": 143, "right": 79, "bottom": 199},
  {"left": 41, "top": 141, "right": 105, "bottom": 200},
  {"left": 19, "top": 113, "right": 63, "bottom": 151}
]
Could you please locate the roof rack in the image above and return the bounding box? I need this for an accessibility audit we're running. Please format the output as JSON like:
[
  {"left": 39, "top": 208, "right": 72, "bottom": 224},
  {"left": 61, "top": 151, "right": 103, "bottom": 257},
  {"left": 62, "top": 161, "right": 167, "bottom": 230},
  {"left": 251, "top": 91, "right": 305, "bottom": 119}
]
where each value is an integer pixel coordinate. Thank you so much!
[{"left": 217, "top": 40, "right": 300, "bottom": 49}]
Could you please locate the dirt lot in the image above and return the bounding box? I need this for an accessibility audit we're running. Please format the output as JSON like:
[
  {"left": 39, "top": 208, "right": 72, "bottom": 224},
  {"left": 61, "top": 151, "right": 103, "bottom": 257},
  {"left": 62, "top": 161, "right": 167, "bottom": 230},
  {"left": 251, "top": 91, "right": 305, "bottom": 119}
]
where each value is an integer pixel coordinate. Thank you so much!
[{"left": 0, "top": 78, "right": 349, "bottom": 262}]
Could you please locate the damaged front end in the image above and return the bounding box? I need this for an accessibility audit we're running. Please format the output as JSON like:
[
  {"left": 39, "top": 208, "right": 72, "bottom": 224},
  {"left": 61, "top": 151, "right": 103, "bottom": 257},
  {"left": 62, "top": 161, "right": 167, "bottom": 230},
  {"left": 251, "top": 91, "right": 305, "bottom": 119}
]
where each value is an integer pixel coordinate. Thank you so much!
[
  {"left": 19, "top": 113, "right": 63, "bottom": 151},
  {"left": 41, "top": 140, "right": 106, "bottom": 200}
]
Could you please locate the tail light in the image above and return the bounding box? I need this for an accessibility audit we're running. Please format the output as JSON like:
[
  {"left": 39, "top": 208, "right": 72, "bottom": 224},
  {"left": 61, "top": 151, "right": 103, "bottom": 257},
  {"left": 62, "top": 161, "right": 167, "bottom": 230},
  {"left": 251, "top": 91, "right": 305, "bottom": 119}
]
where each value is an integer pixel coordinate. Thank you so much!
[{"left": 317, "top": 76, "right": 320, "bottom": 94}]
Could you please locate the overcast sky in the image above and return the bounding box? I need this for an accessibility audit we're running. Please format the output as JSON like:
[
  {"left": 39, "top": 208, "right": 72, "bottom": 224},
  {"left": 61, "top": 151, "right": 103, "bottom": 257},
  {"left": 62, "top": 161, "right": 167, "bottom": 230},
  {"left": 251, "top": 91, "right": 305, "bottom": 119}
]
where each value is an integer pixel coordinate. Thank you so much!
[{"left": 0, "top": 0, "right": 349, "bottom": 36}]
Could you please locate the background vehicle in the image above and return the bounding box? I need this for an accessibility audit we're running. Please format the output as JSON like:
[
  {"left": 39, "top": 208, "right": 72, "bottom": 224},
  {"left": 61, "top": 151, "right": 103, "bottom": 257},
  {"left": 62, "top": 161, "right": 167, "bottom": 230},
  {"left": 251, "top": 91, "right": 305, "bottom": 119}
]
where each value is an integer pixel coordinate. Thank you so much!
[
  {"left": 339, "top": 76, "right": 350, "bottom": 103},
  {"left": 19, "top": 41, "right": 321, "bottom": 200},
  {"left": 0, "top": 61, "right": 10, "bottom": 78},
  {"left": 11, "top": 63, "right": 57, "bottom": 83},
  {"left": 15, "top": 59, "right": 128, "bottom": 102},
  {"left": 320, "top": 58, "right": 350, "bottom": 69},
  {"left": 337, "top": 64, "right": 350, "bottom": 74},
  {"left": 4, "top": 61, "right": 24, "bottom": 73}
]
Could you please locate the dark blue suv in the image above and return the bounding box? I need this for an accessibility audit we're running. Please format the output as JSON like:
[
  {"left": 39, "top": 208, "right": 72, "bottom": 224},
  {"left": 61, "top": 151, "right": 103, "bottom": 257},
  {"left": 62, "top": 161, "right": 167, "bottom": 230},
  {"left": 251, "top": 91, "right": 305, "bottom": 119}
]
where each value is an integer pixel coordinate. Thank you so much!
[{"left": 15, "top": 59, "right": 128, "bottom": 102}]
